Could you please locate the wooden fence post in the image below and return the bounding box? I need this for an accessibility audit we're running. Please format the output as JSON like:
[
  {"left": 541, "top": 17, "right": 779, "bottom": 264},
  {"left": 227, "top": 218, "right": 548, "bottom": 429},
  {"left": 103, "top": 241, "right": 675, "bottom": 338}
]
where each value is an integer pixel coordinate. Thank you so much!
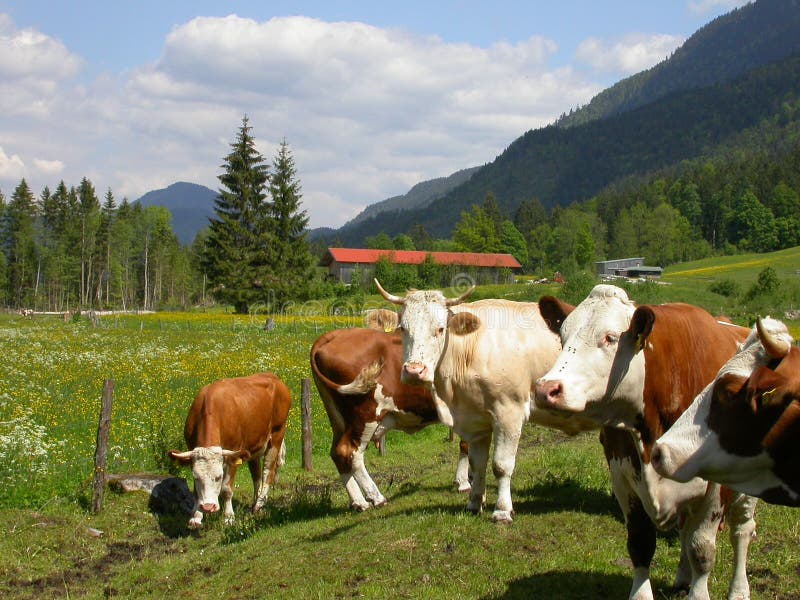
[
  {"left": 301, "top": 378, "right": 312, "bottom": 471},
  {"left": 91, "top": 379, "right": 114, "bottom": 514}
]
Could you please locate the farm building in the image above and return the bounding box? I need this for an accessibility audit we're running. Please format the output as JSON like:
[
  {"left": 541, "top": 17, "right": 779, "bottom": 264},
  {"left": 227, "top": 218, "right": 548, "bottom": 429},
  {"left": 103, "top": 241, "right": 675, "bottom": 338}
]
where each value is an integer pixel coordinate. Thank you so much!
[
  {"left": 320, "top": 248, "right": 522, "bottom": 284},
  {"left": 595, "top": 257, "right": 663, "bottom": 279}
]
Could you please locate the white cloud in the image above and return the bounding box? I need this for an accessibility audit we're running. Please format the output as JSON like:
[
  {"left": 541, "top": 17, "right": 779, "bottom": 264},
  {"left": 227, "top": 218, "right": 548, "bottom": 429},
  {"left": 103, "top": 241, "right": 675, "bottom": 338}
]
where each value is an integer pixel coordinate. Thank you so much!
[
  {"left": 687, "top": 0, "right": 752, "bottom": 16},
  {"left": 0, "top": 146, "right": 25, "bottom": 180},
  {"left": 0, "top": 14, "right": 607, "bottom": 228},
  {"left": 575, "top": 33, "right": 684, "bottom": 76}
]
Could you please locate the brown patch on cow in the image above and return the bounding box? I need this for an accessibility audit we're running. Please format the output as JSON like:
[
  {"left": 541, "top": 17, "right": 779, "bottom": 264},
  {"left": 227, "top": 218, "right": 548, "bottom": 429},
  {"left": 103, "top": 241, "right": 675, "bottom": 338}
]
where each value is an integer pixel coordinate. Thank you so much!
[
  {"left": 538, "top": 296, "right": 574, "bottom": 334},
  {"left": 448, "top": 311, "right": 480, "bottom": 336},
  {"left": 633, "top": 303, "right": 749, "bottom": 463}
]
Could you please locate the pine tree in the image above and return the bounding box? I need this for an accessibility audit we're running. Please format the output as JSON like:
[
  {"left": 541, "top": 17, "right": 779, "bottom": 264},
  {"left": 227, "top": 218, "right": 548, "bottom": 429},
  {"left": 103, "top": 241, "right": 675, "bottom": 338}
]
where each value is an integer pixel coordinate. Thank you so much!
[
  {"left": 266, "top": 138, "right": 313, "bottom": 307},
  {"left": 3, "top": 179, "right": 38, "bottom": 306},
  {"left": 97, "top": 189, "right": 116, "bottom": 306},
  {"left": 202, "top": 115, "right": 272, "bottom": 314}
]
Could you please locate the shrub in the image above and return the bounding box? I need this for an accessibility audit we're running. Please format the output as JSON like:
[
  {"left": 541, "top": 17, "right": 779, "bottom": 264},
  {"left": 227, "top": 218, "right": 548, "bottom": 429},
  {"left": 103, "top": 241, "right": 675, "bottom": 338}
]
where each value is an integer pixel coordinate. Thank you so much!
[{"left": 710, "top": 279, "right": 741, "bottom": 297}]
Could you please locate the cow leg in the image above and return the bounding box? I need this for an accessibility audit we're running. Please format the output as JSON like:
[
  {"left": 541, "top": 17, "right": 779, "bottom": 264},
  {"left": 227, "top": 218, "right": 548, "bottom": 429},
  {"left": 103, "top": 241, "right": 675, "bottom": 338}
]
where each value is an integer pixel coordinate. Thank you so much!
[
  {"left": 725, "top": 493, "right": 757, "bottom": 600},
  {"left": 454, "top": 438, "right": 471, "bottom": 493},
  {"left": 465, "top": 432, "right": 490, "bottom": 515},
  {"left": 187, "top": 488, "right": 203, "bottom": 529},
  {"left": 625, "top": 498, "right": 657, "bottom": 600},
  {"left": 248, "top": 455, "right": 264, "bottom": 511},
  {"left": 678, "top": 483, "right": 724, "bottom": 600},
  {"left": 222, "top": 464, "right": 237, "bottom": 525},
  {"left": 330, "top": 430, "right": 371, "bottom": 511},
  {"left": 255, "top": 428, "right": 288, "bottom": 512},
  {"left": 351, "top": 421, "right": 387, "bottom": 508},
  {"left": 490, "top": 415, "right": 523, "bottom": 522}
]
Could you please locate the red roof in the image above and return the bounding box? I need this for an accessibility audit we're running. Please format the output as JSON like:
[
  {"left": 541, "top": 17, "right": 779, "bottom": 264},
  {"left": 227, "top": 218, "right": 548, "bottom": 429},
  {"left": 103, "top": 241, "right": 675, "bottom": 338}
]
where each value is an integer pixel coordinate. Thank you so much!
[{"left": 320, "top": 248, "right": 521, "bottom": 269}]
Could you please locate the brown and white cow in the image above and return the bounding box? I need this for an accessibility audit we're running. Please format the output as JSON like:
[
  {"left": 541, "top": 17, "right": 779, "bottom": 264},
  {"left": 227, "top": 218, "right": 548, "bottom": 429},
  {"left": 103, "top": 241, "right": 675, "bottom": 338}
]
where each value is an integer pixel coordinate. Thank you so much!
[
  {"left": 534, "top": 284, "right": 757, "bottom": 600},
  {"left": 311, "top": 327, "right": 470, "bottom": 511},
  {"left": 169, "top": 373, "right": 291, "bottom": 528},
  {"left": 376, "top": 279, "right": 594, "bottom": 523},
  {"left": 653, "top": 317, "right": 799, "bottom": 507}
]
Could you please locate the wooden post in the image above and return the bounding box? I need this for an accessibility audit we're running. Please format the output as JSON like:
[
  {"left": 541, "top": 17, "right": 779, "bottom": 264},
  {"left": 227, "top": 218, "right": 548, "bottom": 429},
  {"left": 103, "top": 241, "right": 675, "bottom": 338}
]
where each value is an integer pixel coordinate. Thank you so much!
[
  {"left": 377, "top": 434, "right": 386, "bottom": 455},
  {"left": 91, "top": 379, "right": 114, "bottom": 514},
  {"left": 301, "top": 378, "right": 312, "bottom": 471}
]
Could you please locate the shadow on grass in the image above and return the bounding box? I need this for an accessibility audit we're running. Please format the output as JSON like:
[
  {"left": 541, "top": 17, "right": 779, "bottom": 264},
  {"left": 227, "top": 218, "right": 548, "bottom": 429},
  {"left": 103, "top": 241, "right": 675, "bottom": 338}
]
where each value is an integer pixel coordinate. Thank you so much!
[
  {"left": 515, "top": 475, "right": 621, "bottom": 520},
  {"left": 483, "top": 570, "right": 632, "bottom": 600}
]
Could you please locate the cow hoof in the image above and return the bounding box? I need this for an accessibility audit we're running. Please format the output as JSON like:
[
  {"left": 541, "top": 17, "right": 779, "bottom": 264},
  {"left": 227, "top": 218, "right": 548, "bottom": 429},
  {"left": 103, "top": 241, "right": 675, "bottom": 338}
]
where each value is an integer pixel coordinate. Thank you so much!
[
  {"left": 351, "top": 502, "right": 371, "bottom": 512},
  {"left": 491, "top": 510, "right": 514, "bottom": 523},
  {"left": 188, "top": 519, "right": 203, "bottom": 529},
  {"left": 456, "top": 484, "right": 472, "bottom": 494},
  {"left": 464, "top": 503, "right": 484, "bottom": 515},
  {"left": 224, "top": 516, "right": 236, "bottom": 526},
  {"left": 371, "top": 499, "right": 388, "bottom": 508}
]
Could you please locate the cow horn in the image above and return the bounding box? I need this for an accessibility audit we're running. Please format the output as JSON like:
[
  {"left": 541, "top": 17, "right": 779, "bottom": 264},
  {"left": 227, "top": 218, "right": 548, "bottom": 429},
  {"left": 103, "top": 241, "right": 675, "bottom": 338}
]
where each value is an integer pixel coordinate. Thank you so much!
[
  {"left": 756, "top": 316, "right": 791, "bottom": 359},
  {"left": 169, "top": 450, "right": 194, "bottom": 460},
  {"left": 445, "top": 285, "right": 476, "bottom": 307},
  {"left": 374, "top": 279, "right": 405, "bottom": 305}
]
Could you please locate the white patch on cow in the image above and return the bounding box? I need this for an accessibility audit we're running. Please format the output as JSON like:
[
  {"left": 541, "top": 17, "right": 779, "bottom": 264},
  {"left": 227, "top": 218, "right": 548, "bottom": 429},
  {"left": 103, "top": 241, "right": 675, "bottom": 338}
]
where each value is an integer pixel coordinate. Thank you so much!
[
  {"left": 373, "top": 383, "right": 425, "bottom": 431},
  {"left": 397, "top": 290, "right": 451, "bottom": 384},
  {"left": 189, "top": 446, "right": 226, "bottom": 513}
]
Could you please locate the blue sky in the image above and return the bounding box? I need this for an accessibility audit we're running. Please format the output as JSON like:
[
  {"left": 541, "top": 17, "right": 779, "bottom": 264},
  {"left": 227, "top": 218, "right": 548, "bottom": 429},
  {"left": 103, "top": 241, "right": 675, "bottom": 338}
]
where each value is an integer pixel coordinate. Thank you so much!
[{"left": 0, "top": 0, "right": 750, "bottom": 228}]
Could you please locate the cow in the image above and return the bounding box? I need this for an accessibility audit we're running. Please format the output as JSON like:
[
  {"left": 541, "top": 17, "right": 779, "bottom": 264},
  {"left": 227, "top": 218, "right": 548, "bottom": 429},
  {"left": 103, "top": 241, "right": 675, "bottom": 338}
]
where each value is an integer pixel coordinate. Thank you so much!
[
  {"left": 533, "top": 284, "right": 757, "bottom": 600},
  {"left": 168, "top": 373, "right": 291, "bottom": 529},
  {"left": 375, "top": 279, "right": 594, "bottom": 523},
  {"left": 652, "top": 317, "right": 799, "bottom": 507},
  {"left": 311, "top": 327, "right": 471, "bottom": 511},
  {"left": 363, "top": 308, "right": 399, "bottom": 332}
]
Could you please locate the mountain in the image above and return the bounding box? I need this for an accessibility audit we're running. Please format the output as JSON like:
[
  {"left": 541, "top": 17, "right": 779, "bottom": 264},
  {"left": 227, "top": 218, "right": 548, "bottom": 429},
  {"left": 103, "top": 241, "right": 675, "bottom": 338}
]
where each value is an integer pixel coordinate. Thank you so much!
[
  {"left": 328, "top": 0, "right": 800, "bottom": 243},
  {"left": 135, "top": 181, "right": 217, "bottom": 245},
  {"left": 343, "top": 167, "right": 481, "bottom": 228}
]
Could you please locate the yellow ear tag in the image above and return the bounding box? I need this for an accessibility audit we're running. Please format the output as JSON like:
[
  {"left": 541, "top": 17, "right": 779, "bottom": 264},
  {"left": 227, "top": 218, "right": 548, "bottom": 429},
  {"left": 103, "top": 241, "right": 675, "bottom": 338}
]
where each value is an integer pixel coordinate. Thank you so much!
[
  {"left": 234, "top": 458, "right": 243, "bottom": 465},
  {"left": 384, "top": 326, "right": 393, "bottom": 333},
  {"left": 633, "top": 333, "right": 645, "bottom": 354},
  {"left": 761, "top": 388, "right": 777, "bottom": 406}
]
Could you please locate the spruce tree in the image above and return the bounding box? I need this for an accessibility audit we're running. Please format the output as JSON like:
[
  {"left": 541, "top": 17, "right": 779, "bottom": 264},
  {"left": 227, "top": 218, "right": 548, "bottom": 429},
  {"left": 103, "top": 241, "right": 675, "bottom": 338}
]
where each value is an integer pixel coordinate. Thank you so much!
[
  {"left": 267, "top": 138, "right": 313, "bottom": 306},
  {"left": 202, "top": 116, "right": 272, "bottom": 314},
  {"left": 3, "top": 179, "right": 38, "bottom": 306}
]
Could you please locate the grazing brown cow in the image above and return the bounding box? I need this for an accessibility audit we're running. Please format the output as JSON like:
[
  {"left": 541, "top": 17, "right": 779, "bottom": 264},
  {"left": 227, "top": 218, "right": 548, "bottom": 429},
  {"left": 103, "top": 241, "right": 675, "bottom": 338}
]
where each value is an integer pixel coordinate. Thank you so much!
[
  {"left": 169, "top": 373, "right": 291, "bottom": 528},
  {"left": 311, "top": 327, "right": 470, "bottom": 511},
  {"left": 653, "top": 317, "right": 800, "bottom": 507},
  {"left": 534, "top": 285, "right": 757, "bottom": 600}
]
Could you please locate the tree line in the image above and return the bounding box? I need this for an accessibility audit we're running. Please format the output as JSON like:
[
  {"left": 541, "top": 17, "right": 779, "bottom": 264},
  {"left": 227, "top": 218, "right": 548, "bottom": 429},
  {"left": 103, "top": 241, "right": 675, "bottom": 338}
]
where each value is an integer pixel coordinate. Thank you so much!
[{"left": 0, "top": 117, "right": 315, "bottom": 314}]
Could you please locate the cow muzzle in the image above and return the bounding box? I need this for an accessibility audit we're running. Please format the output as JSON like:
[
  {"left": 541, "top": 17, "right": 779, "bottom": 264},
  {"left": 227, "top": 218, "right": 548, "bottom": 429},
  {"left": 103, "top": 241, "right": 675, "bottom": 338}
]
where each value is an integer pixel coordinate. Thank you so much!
[
  {"left": 199, "top": 502, "right": 219, "bottom": 514},
  {"left": 650, "top": 442, "right": 688, "bottom": 482},
  {"left": 401, "top": 362, "right": 430, "bottom": 385},
  {"left": 534, "top": 379, "right": 565, "bottom": 410}
]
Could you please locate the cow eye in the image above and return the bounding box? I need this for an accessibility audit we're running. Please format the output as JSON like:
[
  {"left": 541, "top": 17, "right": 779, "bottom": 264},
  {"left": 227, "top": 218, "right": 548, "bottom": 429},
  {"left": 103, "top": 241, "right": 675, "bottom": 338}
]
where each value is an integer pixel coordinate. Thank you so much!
[
  {"left": 437, "top": 327, "right": 445, "bottom": 336},
  {"left": 604, "top": 333, "right": 618, "bottom": 345}
]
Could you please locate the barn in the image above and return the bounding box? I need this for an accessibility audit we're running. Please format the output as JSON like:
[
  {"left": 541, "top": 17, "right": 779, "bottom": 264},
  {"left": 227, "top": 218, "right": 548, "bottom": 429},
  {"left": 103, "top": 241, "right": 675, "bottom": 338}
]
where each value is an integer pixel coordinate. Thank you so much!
[
  {"left": 595, "top": 257, "right": 663, "bottom": 279},
  {"left": 319, "top": 248, "right": 522, "bottom": 284}
]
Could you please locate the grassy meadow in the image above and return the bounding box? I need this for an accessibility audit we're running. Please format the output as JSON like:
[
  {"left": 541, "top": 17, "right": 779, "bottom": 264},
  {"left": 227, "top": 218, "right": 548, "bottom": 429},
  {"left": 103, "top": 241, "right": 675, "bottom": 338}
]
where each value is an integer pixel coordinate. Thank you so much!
[{"left": 1, "top": 250, "right": 800, "bottom": 599}]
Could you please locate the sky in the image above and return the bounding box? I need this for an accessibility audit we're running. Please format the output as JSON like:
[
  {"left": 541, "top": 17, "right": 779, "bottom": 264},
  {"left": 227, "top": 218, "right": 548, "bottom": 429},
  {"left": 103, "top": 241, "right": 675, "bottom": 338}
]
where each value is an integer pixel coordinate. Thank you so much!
[{"left": 0, "top": 0, "right": 751, "bottom": 230}]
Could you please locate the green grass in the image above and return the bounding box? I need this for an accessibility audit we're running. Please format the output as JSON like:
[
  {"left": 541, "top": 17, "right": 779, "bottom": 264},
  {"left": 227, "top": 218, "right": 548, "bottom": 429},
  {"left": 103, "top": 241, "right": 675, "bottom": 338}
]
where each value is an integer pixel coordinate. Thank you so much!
[{"left": 2, "top": 249, "right": 800, "bottom": 599}]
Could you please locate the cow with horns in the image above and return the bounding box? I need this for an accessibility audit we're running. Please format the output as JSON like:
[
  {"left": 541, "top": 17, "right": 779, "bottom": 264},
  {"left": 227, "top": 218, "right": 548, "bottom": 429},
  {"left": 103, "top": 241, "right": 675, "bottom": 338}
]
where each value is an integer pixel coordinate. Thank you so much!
[
  {"left": 311, "top": 326, "right": 471, "bottom": 511},
  {"left": 533, "top": 285, "right": 757, "bottom": 600},
  {"left": 169, "top": 373, "right": 291, "bottom": 528},
  {"left": 653, "top": 316, "right": 800, "bottom": 507},
  {"left": 375, "top": 279, "right": 593, "bottom": 523}
]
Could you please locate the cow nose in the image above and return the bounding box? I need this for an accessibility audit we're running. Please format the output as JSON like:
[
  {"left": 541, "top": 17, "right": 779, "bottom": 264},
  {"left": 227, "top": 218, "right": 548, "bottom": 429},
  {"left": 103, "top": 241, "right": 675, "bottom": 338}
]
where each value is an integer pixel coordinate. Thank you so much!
[
  {"left": 651, "top": 443, "right": 668, "bottom": 475},
  {"left": 534, "top": 379, "right": 563, "bottom": 409},
  {"left": 199, "top": 503, "right": 219, "bottom": 514},
  {"left": 402, "top": 362, "right": 428, "bottom": 383}
]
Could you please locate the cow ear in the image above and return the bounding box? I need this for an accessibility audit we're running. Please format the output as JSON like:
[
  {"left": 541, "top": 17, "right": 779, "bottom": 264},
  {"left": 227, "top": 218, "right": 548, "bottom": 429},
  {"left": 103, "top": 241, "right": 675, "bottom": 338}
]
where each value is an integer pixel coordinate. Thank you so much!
[
  {"left": 448, "top": 311, "right": 481, "bottom": 336},
  {"left": 538, "top": 296, "right": 574, "bottom": 334},
  {"left": 168, "top": 450, "right": 193, "bottom": 466},
  {"left": 627, "top": 306, "right": 656, "bottom": 354},
  {"left": 712, "top": 372, "right": 748, "bottom": 408},
  {"left": 224, "top": 449, "right": 251, "bottom": 465},
  {"left": 747, "top": 367, "right": 786, "bottom": 410}
]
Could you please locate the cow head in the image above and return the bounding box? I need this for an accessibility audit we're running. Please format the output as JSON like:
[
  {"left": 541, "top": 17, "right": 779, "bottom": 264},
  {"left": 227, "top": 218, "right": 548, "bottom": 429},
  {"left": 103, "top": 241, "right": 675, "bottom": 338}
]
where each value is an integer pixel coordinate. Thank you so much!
[
  {"left": 534, "top": 284, "right": 647, "bottom": 428},
  {"left": 374, "top": 279, "right": 477, "bottom": 385},
  {"left": 168, "top": 446, "right": 250, "bottom": 512},
  {"left": 652, "top": 317, "right": 800, "bottom": 505}
]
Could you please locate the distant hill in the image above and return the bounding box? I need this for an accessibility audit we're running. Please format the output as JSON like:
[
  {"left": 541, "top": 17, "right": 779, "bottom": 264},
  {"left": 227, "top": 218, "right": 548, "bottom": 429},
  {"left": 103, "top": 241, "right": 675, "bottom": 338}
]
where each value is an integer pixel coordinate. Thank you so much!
[
  {"left": 135, "top": 182, "right": 217, "bottom": 245},
  {"left": 558, "top": 0, "right": 800, "bottom": 127}
]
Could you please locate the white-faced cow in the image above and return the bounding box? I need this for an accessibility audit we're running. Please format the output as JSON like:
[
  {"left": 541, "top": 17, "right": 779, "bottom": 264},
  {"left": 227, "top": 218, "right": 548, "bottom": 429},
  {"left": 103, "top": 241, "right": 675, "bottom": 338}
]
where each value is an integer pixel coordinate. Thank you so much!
[
  {"left": 534, "top": 284, "right": 757, "bottom": 600},
  {"left": 375, "top": 279, "right": 594, "bottom": 523},
  {"left": 311, "top": 327, "right": 470, "bottom": 511},
  {"left": 653, "top": 317, "right": 799, "bottom": 507},
  {"left": 169, "top": 373, "right": 291, "bottom": 529}
]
